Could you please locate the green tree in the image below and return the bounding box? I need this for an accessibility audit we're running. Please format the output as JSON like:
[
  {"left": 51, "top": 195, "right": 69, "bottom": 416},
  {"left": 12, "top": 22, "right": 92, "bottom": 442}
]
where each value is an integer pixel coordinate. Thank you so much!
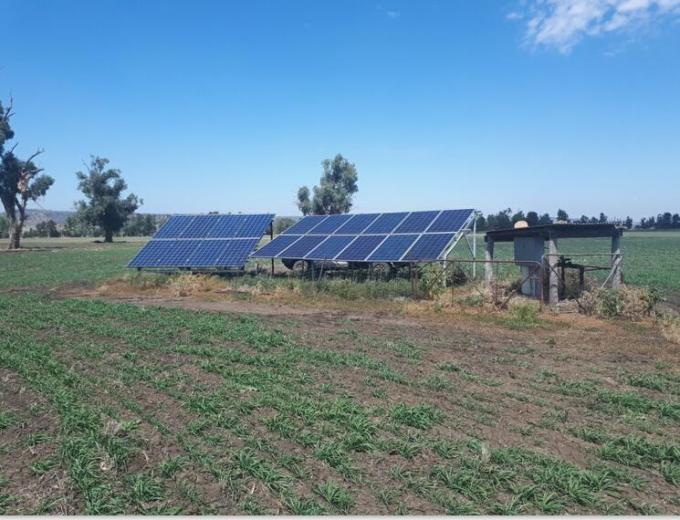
[
  {"left": 538, "top": 213, "right": 553, "bottom": 225},
  {"left": 34, "top": 219, "right": 59, "bottom": 237},
  {"left": 624, "top": 216, "right": 633, "bottom": 229},
  {"left": 123, "top": 213, "right": 156, "bottom": 236},
  {"left": 556, "top": 209, "right": 569, "bottom": 222},
  {"left": 0, "top": 99, "right": 54, "bottom": 249},
  {"left": 511, "top": 210, "right": 526, "bottom": 224},
  {"left": 75, "top": 156, "right": 141, "bottom": 242},
  {"left": 274, "top": 216, "right": 296, "bottom": 234},
  {"left": 296, "top": 154, "right": 358, "bottom": 215},
  {"left": 526, "top": 211, "right": 539, "bottom": 226}
]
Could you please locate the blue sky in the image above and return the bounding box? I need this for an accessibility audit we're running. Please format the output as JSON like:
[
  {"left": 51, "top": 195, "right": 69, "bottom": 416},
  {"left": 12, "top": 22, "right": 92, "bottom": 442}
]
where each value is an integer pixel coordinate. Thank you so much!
[{"left": 2, "top": 0, "right": 679, "bottom": 219}]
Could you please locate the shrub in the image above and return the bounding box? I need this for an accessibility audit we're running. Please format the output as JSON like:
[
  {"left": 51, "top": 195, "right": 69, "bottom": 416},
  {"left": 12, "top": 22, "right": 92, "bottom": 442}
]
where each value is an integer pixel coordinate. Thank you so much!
[
  {"left": 419, "top": 264, "right": 447, "bottom": 299},
  {"left": 508, "top": 302, "right": 541, "bottom": 326},
  {"left": 579, "top": 287, "right": 661, "bottom": 320}
]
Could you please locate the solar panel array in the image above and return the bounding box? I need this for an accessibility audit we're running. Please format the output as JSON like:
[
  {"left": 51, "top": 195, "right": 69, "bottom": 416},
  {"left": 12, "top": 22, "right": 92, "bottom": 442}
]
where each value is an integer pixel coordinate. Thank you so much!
[
  {"left": 128, "top": 214, "right": 274, "bottom": 269},
  {"left": 251, "top": 209, "right": 474, "bottom": 263}
]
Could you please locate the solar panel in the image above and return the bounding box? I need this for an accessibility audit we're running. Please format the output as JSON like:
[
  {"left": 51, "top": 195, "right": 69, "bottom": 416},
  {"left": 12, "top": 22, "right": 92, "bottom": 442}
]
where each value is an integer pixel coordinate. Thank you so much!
[
  {"left": 338, "top": 235, "right": 387, "bottom": 261},
  {"left": 128, "top": 214, "right": 273, "bottom": 270},
  {"left": 403, "top": 233, "right": 455, "bottom": 261},
  {"left": 336, "top": 213, "right": 380, "bottom": 234},
  {"left": 251, "top": 209, "right": 474, "bottom": 263},
  {"left": 180, "top": 215, "right": 219, "bottom": 238},
  {"left": 277, "top": 235, "right": 326, "bottom": 258},
  {"left": 305, "top": 235, "right": 356, "bottom": 260},
  {"left": 428, "top": 209, "right": 473, "bottom": 233},
  {"left": 282, "top": 215, "right": 327, "bottom": 235},
  {"left": 365, "top": 212, "right": 408, "bottom": 234},
  {"left": 154, "top": 215, "right": 195, "bottom": 239},
  {"left": 309, "top": 214, "right": 353, "bottom": 234},
  {"left": 367, "top": 234, "right": 419, "bottom": 261},
  {"left": 394, "top": 211, "right": 440, "bottom": 233}
]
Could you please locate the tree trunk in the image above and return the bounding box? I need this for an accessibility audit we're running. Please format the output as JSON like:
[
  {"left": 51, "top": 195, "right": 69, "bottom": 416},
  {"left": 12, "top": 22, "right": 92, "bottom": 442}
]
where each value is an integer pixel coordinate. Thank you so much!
[
  {"left": 104, "top": 229, "right": 113, "bottom": 243},
  {"left": 7, "top": 218, "right": 21, "bottom": 250}
]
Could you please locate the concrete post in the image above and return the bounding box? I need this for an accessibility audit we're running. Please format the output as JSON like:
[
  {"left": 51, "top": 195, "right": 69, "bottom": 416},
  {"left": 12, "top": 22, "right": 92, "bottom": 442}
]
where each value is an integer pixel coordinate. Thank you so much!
[
  {"left": 484, "top": 237, "right": 494, "bottom": 286},
  {"left": 611, "top": 231, "right": 622, "bottom": 289},
  {"left": 548, "top": 236, "right": 559, "bottom": 304}
]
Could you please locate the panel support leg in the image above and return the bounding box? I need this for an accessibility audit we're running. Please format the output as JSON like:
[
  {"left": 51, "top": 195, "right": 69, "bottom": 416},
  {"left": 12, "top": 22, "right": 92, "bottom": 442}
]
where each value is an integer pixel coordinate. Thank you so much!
[{"left": 548, "top": 236, "right": 559, "bottom": 304}]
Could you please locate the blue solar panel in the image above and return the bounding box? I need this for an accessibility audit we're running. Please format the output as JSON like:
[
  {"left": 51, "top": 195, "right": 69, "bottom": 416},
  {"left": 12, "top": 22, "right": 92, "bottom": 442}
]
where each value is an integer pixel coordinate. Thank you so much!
[
  {"left": 185, "top": 240, "right": 232, "bottom": 267},
  {"left": 278, "top": 235, "right": 326, "bottom": 258},
  {"left": 367, "top": 234, "right": 418, "bottom": 262},
  {"left": 129, "top": 213, "right": 273, "bottom": 269},
  {"left": 403, "top": 233, "right": 455, "bottom": 261},
  {"left": 335, "top": 213, "right": 380, "bottom": 234},
  {"left": 309, "top": 214, "right": 353, "bottom": 234},
  {"left": 428, "top": 209, "right": 474, "bottom": 233},
  {"left": 394, "top": 211, "right": 440, "bottom": 234},
  {"left": 155, "top": 216, "right": 196, "bottom": 239},
  {"left": 251, "top": 235, "right": 300, "bottom": 258},
  {"left": 250, "top": 209, "right": 473, "bottom": 264},
  {"left": 282, "top": 215, "right": 328, "bottom": 235},
  {"left": 305, "top": 235, "right": 356, "bottom": 260},
  {"left": 219, "top": 239, "right": 260, "bottom": 267},
  {"left": 180, "top": 215, "right": 219, "bottom": 238},
  {"left": 339, "top": 235, "right": 386, "bottom": 261},
  {"left": 364, "top": 213, "right": 408, "bottom": 234},
  {"left": 234, "top": 214, "right": 274, "bottom": 238},
  {"left": 154, "top": 240, "right": 201, "bottom": 267},
  {"left": 129, "top": 240, "right": 178, "bottom": 267}
]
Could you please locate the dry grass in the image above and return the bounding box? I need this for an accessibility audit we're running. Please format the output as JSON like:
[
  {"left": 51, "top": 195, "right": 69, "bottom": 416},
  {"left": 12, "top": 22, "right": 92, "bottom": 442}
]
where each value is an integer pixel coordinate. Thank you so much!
[{"left": 660, "top": 315, "right": 680, "bottom": 345}]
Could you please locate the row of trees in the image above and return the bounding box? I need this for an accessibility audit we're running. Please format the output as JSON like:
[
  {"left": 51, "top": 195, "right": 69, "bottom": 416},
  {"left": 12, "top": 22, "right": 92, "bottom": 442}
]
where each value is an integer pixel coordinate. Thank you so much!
[
  {"left": 1, "top": 98, "right": 142, "bottom": 249},
  {"left": 639, "top": 213, "right": 680, "bottom": 229},
  {"left": 476, "top": 208, "right": 639, "bottom": 231}
]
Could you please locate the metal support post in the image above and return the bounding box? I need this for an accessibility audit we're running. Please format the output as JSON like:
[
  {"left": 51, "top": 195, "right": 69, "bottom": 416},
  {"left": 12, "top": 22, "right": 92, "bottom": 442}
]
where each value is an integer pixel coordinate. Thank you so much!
[{"left": 548, "top": 235, "right": 559, "bottom": 304}]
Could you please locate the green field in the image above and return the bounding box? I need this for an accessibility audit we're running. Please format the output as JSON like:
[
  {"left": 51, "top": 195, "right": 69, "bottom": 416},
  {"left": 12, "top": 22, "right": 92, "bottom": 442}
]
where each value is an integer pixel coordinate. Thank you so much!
[
  {"left": 1, "top": 231, "right": 680, "bottom": 293},
  {"left": 0, "top": 233, "right": 679, "bottom": 514}
]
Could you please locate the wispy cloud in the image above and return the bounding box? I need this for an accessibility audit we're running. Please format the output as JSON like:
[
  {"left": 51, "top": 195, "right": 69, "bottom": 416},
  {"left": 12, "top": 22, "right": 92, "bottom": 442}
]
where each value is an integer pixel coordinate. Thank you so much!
[
  {"left": 510, "top": 0, "right": 680, "bottom": 53},
  {"left": 386, "top": 10, "right": 401, "bottom": 19}
]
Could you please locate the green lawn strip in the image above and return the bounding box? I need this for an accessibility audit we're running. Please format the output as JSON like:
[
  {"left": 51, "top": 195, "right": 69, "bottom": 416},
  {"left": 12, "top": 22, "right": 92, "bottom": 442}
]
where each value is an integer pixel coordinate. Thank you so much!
[{"left": 0, "top": 243, "right": 137, "bottom": 289}]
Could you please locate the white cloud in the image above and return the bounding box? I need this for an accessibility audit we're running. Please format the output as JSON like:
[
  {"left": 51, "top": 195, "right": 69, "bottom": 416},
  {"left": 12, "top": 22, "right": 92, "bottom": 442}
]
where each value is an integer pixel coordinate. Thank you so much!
[
  {"left": 513, "top": 0, "right": 680, "bottom": 53},
  {"left": 386, "top": 10, "right": 400, "bottom": 19}
]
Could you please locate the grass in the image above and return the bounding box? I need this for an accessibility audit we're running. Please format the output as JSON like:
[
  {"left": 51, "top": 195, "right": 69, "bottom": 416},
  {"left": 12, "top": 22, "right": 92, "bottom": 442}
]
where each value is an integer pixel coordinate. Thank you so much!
[
  {"left": 3, "top": 231, "right": 680, "bottom": 296},
  {"left": 0, "top": 292, "right": 678, "bottom": 513},
  {"left": 0, "top": 238, "right": 142, "bottom": 289},
  {"left": 0, "top": 237, "right": 679, "bottom": 513}
]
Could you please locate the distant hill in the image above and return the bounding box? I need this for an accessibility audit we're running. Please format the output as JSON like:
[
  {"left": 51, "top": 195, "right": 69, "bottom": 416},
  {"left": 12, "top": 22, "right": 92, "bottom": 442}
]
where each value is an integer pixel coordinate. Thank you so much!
[{"left": 24, "top": 209, "right": 75, "bottom": 228}]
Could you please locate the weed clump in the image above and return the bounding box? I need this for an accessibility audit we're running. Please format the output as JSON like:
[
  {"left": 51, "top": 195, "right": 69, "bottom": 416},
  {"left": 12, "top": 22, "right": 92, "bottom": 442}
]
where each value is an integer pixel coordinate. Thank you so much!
[
  {"left": 659, "top": 314, "right": 680, "bottom": 345},
  {"left": 166, "top": 274, "right": 225, "bottom": 297},
  {"left": 390, "top": 403, "right": 444, "bottom": 429},
  {"left": 579, "top": 286, "right": 661, "bottom": 319}
]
